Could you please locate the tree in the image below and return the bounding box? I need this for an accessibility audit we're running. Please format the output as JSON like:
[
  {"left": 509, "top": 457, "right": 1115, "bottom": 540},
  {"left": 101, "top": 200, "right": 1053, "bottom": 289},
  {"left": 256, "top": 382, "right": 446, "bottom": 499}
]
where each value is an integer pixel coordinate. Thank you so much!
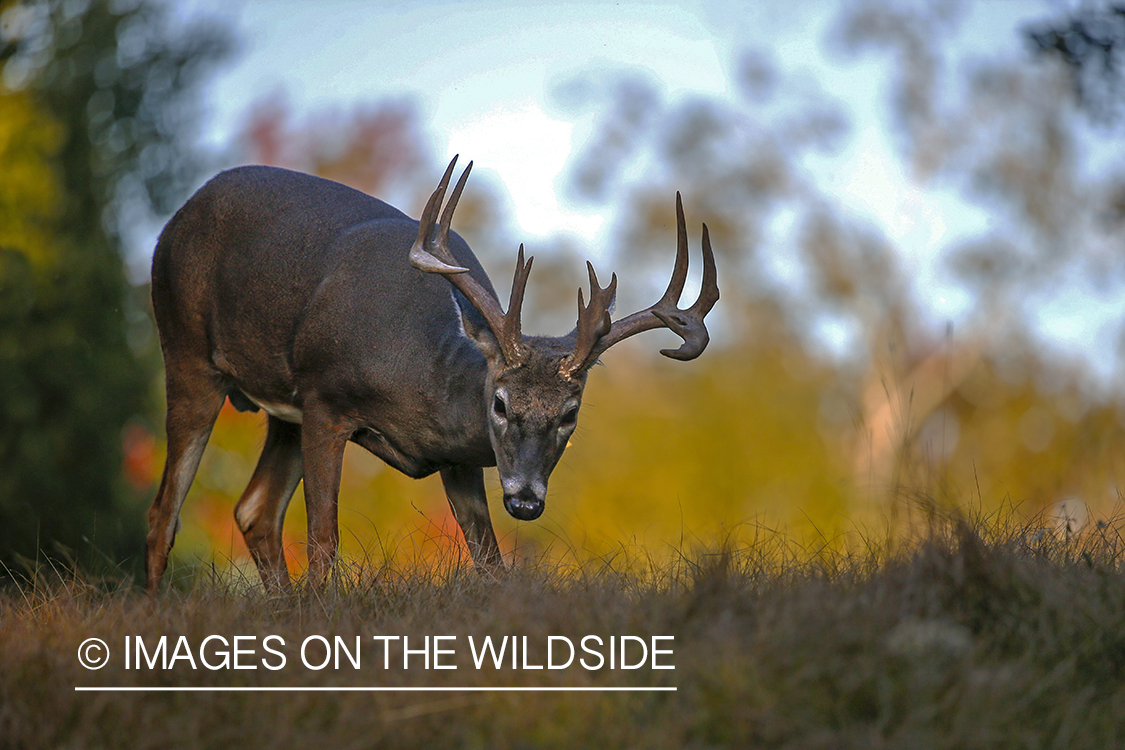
[
  {"left": 0, "top": 0, "right": 229, "bottom": 574},
  {"left": 1025, "top": 3, "right": 1125, "bottom": 127},
  {"left": 541, "top": 0, "right": 1125, "bottom": 540}
]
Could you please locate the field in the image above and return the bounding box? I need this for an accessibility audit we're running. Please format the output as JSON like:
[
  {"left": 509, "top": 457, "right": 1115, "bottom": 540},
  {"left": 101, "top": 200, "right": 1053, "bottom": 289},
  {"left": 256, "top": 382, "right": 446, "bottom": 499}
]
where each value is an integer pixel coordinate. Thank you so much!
[{"left": 2, "top": 505, "right": 1124, "bottom": 749}]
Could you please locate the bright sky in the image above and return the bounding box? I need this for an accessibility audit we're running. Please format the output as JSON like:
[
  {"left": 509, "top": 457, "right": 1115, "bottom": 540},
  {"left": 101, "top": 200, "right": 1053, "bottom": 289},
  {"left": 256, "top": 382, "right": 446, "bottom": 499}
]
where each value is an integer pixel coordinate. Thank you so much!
[
  {"left": 168, "top": 0, "right": 1121, "bottom": 383},
  {"left": 176, "top": 0, "right": 1022, "bottom": 231},
  {"left": 178, "top": 0, "right": 746, "bottom": 241}
]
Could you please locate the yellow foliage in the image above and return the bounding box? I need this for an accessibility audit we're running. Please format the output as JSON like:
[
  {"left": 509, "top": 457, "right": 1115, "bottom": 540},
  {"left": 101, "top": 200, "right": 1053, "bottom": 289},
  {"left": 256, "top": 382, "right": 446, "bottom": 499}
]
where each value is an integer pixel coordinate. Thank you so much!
[
  {"left": 170, "top": 300, "right": 1125, "bottom": 576},
  {"left": 549, "top": 340, "right": 852, "bottom": 555},
  {"left": 173, "top": 317, "right": 857, "bottom": 570},
  {"left": 0, "top": 91, "right": 64, "bottom": 266}
]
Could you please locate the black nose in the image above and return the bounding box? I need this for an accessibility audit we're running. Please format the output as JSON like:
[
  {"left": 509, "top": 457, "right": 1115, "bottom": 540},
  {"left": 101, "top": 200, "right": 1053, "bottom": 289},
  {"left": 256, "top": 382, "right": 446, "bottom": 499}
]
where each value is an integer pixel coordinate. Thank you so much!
[{"left": 503, "top": 490, "right": 544, "bottom": 521}]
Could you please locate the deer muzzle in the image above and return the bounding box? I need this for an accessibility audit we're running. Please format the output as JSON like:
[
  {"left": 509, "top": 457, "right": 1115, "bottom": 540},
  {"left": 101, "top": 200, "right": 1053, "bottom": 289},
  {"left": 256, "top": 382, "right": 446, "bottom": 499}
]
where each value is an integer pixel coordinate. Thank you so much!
[{"left": 502, "top": 482, "right": 545, "bottom": 521}]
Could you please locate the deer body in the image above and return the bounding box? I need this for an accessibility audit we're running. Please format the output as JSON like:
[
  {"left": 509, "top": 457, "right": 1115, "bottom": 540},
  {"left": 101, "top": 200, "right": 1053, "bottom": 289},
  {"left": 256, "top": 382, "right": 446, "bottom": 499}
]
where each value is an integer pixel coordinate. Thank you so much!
[
  {"left": 155, "top": 166, "right": 495, "bottom": 474},
  {"left": 146, "top": 159, "right": 717, "bottom": 593}
]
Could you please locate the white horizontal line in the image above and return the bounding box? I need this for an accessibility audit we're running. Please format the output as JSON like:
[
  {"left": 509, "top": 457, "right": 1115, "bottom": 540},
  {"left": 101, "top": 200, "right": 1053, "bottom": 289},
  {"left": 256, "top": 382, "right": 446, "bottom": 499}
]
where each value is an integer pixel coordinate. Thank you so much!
[{"left": 75, "top": 686, "right": 676, "bottom": 693}]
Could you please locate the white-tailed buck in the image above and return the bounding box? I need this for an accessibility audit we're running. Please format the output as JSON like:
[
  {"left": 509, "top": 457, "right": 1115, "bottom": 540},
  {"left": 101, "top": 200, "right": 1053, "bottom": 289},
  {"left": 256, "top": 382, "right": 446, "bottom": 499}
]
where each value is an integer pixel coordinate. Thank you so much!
[{"left": 146, "top": 157, "right": 718, "bottom": 592}]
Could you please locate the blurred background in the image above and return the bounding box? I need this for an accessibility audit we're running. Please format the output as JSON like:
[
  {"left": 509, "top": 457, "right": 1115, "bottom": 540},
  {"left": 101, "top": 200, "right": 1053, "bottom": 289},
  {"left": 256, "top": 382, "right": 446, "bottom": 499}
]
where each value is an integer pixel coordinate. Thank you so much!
[{"left": 2, "top": 0, "right": 1123, "bottom": 576}]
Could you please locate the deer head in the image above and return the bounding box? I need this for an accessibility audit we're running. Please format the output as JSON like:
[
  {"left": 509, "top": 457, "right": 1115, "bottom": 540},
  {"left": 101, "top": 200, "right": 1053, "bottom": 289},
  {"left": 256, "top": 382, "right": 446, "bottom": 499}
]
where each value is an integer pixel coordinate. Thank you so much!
[{"left": 410, "top": 157, "right": 719, "bottom": 522}]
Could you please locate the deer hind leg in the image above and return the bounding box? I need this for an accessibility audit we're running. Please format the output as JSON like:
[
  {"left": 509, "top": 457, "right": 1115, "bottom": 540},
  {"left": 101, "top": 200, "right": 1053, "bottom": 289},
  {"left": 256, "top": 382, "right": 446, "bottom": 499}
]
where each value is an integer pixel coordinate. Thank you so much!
[
  {"left": 145, "top": 364, "right": 226, "bottom": 594},
  {"left": 235, "top": 416, "right": 303, "bottom": 593},
  {"left": 441, "top": 465, "right": 504, "bottom": 570}
]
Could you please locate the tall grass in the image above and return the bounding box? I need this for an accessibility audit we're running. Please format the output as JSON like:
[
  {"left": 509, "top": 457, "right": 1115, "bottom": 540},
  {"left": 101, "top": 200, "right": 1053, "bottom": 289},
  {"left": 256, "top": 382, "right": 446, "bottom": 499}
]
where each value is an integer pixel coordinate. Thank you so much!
[{"left": 2, "top": 504, "right": 1124, "bottom": 749}]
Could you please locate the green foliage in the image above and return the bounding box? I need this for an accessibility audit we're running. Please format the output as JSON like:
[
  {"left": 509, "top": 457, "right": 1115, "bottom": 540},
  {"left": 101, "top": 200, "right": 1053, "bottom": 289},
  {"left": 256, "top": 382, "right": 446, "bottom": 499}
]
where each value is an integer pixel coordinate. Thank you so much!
[{"left": 0, "top": 0, "right": 228, "bottom": 572}]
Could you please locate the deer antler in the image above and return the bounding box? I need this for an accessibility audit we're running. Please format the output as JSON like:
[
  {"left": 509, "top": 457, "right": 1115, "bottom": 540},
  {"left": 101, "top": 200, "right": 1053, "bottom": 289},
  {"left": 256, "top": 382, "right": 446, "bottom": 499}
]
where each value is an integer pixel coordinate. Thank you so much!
[
  {"left": 409, "top": 156, "right": 533, "bottom": 365},
  {"left": 563, "top": 262, "right": 617, "bottom": 376},
  {"left": 559, "top": 192, "right": 719, "bottom": 378}
]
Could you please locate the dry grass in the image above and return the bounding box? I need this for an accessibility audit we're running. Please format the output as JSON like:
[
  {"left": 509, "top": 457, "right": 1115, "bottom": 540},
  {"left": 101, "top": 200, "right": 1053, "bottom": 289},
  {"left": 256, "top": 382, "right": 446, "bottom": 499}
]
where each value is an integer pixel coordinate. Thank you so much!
[{"left": 2, "top": 505, "right": 1124, "bottom": 749}]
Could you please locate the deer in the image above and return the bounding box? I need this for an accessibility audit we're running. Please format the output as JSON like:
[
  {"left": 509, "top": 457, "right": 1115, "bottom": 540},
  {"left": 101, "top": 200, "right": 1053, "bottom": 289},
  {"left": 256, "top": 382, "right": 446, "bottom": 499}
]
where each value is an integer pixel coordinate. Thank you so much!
[{"left": 145, "top": 156, "right": 718, "bottom": 593}]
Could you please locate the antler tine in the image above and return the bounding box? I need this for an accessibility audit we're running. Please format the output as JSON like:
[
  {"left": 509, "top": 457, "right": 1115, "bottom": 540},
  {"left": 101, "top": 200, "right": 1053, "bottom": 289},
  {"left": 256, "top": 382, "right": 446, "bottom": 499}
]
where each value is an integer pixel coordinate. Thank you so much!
[
  {"left": 437, "top": 160, "right": 473, "bottom": 249},
  {"left": 560, "top": 262, "right": 617, "bottom": 377},
  {"left": 689, "top": 223, "right": 719, "bottom": 315},
  {"left": 499, "top": 245, "right": 534, "bottom": 353},
  {"left": 410, "top": 156, "right": 470, "bottom": 274},
  {"left": 658, "top": 192, "right": 690, "bottom": 306},
  {"left": 409, "top": 157, "right": 529, "bottom": 365},
  {"left": 567, "top": 193, "right": 720, "bottom": 372}
]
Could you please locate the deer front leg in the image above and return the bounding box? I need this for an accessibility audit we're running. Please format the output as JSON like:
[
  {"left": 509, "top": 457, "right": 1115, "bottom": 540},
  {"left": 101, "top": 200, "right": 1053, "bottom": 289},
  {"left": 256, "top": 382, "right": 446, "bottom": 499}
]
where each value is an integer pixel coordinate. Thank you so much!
[
  {"left": 299, "top": 401, "right": 352, "bottom": 587},
  {"left": 235, "top": 416, "right": 303, "bottom": 593},
  {"left": 440, "top": 465, "right": 504, "bottom": 570}
]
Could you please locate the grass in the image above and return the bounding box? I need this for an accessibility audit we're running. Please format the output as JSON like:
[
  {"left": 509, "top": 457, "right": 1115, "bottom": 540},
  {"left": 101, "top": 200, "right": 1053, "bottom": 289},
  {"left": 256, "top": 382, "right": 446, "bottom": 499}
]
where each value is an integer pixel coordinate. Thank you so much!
[{"left": 2, "top": 505, "right": 1124, "bottom": 749}]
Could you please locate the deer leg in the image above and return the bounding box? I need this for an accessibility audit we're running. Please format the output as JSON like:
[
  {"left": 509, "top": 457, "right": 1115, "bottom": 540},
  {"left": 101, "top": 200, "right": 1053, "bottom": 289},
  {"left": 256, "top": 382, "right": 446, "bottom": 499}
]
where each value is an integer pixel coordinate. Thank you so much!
[
  {"left": 235, "top": 416, "right": 303, "bottom": 593},
  {"left": 299, "top": 401, "right": 352, "bottom": 587},
  {"left": 440, "top": 465, "right": 504, "bottom": 569},
  {"left": 145, "top": 367, "right": 226, "bottom": 594}
]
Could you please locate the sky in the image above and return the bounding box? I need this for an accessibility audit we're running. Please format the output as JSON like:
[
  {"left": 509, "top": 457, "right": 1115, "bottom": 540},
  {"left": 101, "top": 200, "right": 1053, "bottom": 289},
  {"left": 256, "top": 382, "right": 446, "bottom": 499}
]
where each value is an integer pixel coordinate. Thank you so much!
[
  {"left": 172, "top": 0, "right": 1028, "bottom": 233},
  {"left": 177, "top": 0, "right": 753, "bottom": 240},
  {"left": 166, "top": 0, "right": 1123, "bottom": 383}
]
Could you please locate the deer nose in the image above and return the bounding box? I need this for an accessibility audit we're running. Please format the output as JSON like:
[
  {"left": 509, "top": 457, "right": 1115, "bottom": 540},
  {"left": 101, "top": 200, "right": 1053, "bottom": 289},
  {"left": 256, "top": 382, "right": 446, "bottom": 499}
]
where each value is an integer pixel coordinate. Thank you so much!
[{"left": 503, "top": 487, "right": 544, "bottom": 521}]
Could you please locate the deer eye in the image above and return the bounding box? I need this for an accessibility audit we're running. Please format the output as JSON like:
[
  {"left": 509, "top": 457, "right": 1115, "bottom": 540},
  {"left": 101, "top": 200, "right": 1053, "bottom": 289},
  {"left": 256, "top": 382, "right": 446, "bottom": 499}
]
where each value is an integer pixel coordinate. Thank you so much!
[{"left": 493, "top": 394, "right": 507, "bottom": 419}]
